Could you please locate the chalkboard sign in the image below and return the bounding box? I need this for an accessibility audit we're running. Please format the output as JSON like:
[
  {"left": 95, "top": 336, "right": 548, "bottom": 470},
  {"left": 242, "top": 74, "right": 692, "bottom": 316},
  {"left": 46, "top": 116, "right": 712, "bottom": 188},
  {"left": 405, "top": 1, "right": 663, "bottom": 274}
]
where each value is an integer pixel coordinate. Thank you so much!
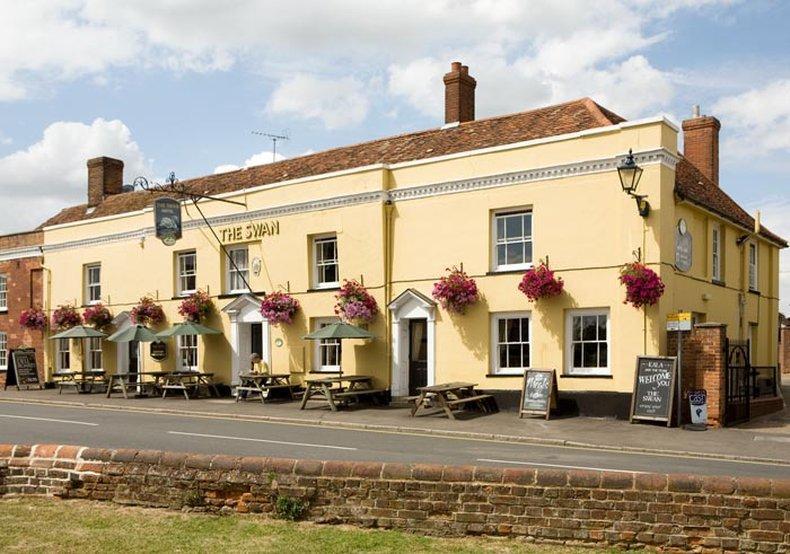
[
  {"left": 630, "top": 356, "right": 677, "bottom": 426},
  {"left": 519, "top": 369, "right": 557, "bottom": 420},
  {"left": 4, "top": 348, "right": 42, "bottom": 390},
  {"left": 150, "top": 341, "right": 168, "bottom": 361}
]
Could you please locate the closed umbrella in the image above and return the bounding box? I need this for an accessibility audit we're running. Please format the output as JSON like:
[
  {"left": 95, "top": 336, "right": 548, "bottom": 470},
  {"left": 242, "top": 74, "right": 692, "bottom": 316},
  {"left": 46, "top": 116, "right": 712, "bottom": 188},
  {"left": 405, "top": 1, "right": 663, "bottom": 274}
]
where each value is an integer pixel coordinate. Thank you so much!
[
  {"left": 49, "top": 325, "right": 107, "bottom": 375},
  {"left": 106, "top": 324, "right": 158, "bottom": 375},
  {"left": 303, "top": 322, "right": 374, "bottom": 377}
]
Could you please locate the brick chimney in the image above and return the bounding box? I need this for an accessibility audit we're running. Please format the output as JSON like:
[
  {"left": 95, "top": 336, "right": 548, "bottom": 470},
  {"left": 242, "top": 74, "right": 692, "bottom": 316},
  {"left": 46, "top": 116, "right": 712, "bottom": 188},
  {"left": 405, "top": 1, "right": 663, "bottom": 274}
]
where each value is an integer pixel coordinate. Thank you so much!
[
  {"left": 87, "top": 156, "right": 124, "bottom": 207},
  {"left": 443, "top": 62, "right": 476, "bottom": 124},
  {"left": 682, "top": 105, "right": 721, "bottom": 186}
]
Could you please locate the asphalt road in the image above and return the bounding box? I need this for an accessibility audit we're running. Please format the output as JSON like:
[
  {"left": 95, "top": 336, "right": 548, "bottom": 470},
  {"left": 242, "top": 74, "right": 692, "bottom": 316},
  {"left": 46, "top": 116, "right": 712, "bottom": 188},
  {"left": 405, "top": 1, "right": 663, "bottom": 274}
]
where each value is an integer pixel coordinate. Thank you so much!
[{"left": 0, "top": 401, "right": 788, "bottom": 478}]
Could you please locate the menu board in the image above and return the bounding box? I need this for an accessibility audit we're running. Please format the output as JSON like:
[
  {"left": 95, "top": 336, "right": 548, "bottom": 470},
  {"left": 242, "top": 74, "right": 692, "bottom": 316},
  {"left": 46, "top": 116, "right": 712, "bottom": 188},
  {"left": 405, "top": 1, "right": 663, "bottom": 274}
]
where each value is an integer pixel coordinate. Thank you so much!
[
  {"left": 4, "top": 348, "right": 42, "bottom": 390},
  {"left": 519, "top": 369, "right": 557, "bottom": 420},
  {"left": 630, "top": 356, "right": 677, "bottom": 426}
]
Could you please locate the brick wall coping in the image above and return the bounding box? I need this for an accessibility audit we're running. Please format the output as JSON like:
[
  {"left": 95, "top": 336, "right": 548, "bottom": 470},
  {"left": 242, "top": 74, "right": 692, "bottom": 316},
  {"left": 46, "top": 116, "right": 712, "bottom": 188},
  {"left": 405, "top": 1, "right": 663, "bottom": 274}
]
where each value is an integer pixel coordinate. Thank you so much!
[{"left": 1, "top": 443, "right": 788, "bottom": 498}]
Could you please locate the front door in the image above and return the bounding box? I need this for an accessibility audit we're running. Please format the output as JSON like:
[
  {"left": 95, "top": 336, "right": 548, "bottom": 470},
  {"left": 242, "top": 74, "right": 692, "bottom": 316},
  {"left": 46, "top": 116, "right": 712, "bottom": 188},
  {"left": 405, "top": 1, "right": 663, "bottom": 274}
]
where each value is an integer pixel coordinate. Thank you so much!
[
  {"left": 128, "top": 340, "right": 139, "bottom": 383},
  {"left": 408, "top": 319, "right": 428, "bottom": 395}
]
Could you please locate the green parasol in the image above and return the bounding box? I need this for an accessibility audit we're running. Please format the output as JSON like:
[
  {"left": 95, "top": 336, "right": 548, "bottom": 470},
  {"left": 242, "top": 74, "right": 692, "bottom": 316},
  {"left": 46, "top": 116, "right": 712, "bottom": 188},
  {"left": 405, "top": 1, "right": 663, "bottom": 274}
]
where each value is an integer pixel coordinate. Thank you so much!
[
  {"left": 106, "top": 324, "right": 158, "bottom": 343},
  {"left": 155, "top": 321, "right": 221, "bottom": 338},
  {"left": 303, "top": 322, "right": 374, "bottom": 377},
  {"left": 49, "top": 325, "right": 107, "bottom": 376}
]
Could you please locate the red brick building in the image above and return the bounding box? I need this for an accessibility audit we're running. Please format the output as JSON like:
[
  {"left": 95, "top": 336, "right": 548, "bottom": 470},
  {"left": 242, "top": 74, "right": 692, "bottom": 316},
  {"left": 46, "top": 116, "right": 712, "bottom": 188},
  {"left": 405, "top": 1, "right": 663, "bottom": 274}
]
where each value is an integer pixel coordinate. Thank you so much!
[{"left": 0, "top": 231, "right": 45, "bottom": 387}]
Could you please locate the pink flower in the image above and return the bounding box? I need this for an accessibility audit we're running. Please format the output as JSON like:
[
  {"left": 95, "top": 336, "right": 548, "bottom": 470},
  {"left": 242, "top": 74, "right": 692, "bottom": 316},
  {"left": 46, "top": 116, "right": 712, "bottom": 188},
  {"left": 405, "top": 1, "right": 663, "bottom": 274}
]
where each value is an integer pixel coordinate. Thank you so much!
[
  {"left": 19, "top": 308, "right": 47, "bottom": 331},
  {"left": 51, "top": 305, "right": 82, "bottom": 330},
  {"left": 518, "top": 263, "right": 564, "bottom": 302},
  {"left": 335, "top": 280, "right": 378, "bottom": 324},
  {"left": 260, "top": 292, "right": 300, "bottom": 325},
  {"left": 83, "top": 303, "right": 113, "bottom": 330},
  {"left": 131, "top": 297, "right": 165, "bottom": 326},
  {"left": 432, "top": 267, "right": 479, "bottom": 314},
  {"left": 619, "top": 263, "right": 665, "bottom": 308},
  {"left": 178, "top": 290, "right": 213, "bottom": 322}
]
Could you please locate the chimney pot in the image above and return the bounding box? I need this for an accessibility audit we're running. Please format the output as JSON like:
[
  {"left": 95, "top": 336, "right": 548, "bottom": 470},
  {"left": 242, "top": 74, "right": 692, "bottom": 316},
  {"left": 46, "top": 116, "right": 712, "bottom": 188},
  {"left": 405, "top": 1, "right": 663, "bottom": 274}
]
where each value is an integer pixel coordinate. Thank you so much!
[
  {"left": 443, "top": 61, "right": 476, "bottom": 125},
  {"left": 692, "top": 104, "right": 700, "bottom": 118},
  {"left": 682, "top": 111, "right": 721, "bottom": 186},
  {"left": 87, "top": 156, "right": 124, "bottom": 207}
]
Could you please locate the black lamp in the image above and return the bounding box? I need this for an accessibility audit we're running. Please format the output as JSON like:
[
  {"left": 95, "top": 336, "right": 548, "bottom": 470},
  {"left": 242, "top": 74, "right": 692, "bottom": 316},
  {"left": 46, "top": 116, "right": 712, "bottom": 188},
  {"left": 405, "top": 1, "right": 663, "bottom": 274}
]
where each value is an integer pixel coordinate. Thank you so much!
[{"left": 617, "top": 149, "right": 650, "bottom": 217}]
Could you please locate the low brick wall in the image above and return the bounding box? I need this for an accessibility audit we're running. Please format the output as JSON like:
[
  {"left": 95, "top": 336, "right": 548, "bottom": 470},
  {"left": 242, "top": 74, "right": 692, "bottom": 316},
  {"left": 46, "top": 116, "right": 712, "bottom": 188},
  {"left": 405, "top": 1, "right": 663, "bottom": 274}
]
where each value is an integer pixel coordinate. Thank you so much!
[{"left": 1, "top": 444, "right": 788, "bottom": 552}]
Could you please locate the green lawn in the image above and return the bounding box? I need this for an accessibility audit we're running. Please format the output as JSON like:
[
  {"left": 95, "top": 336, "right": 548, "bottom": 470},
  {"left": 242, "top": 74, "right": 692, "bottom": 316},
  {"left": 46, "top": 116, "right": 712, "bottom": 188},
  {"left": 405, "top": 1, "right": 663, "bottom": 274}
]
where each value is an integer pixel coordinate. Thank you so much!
[{"left": 0, "top": 498, "right": 621, "bottom": 553}]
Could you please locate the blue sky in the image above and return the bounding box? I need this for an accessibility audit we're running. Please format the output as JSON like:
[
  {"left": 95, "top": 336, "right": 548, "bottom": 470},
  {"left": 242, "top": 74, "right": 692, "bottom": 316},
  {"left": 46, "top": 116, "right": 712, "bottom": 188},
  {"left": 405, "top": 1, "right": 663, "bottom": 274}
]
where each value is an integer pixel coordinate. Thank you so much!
[{"left": 0, "top": 1, "right": 788, "bottom": 307}]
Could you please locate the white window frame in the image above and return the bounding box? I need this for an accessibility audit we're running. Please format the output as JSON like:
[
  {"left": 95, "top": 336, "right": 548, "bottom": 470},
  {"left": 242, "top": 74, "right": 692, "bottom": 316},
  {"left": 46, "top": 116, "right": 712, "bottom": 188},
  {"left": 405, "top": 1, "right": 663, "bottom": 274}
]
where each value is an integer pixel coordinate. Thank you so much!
[
  {"left": 313, "top": 317, "right": 341, "bottom": 372},
  {"left": 177, "top": 334, "right": 198, "bottom": 371},
  {"left": 226, "top": 245, "right": 250, "bottom": 294},
  {"left": 313, "top": 234, "right": 339, "bottom": 289},
  {"left": 565, "top": 308, "right": 611, "bottom": 376},
  {"left": 748, "top": 242, "right": 758, "bottom": 291},
  {"left": 711, "top": 224, "right": 721, "bottom": 282},
  {"left": 0, "top": 274, "right": 7, "bottom": 312},
  {"left": 0, "top": 332, "right": 7, "bottom": 370},
  {"left": 84, "top": 263, "right": 101, "bottom": 305},
  {"left": 56, "top": 338, "right": 70, "bottom": 373},
  {"left": 177, "top": 250, "right": 197, "bottom": 296},
  {"left": 490, "top": 311, "right": 532, "bottom": 375},
  {"left": 87, "top": 337, "right": 103, "bottom": 371},
  {"left": 492, "top": 209, "right": 533, "bottom": 272}
]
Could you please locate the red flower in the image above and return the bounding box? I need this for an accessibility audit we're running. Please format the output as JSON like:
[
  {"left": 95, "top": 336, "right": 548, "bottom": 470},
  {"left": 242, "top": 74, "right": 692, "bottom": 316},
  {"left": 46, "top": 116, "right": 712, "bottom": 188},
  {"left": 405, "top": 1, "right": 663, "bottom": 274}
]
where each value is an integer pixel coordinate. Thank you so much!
[
  {"left": 177, "top": 290, "right": 213, "bottom": 322},
  {"left": 335, "top": 280, "right": 378, "bottom": 324},
  {"left": 51, "top": 305, "right": 82, "bottom": 330},
  {"left": 83, "top": 303, "right": 113, "bottom": 330},
  {"left": 260, "top": 291, "right": 300, "bottom": 325},
  {"left": 432, "top": 267, "right": 479, "bottom": 314},
  {"left": 619, "top": 262, "right": 665, "bottom": 308},
  {"left": 131, "top": 296, "right": 165, "bottom": 326},
  {"left": 518, "top": 263, "right": 564, "bottom": 302},
  {"left": 19, "top": 307, "right": 47, "bottom": 331}
]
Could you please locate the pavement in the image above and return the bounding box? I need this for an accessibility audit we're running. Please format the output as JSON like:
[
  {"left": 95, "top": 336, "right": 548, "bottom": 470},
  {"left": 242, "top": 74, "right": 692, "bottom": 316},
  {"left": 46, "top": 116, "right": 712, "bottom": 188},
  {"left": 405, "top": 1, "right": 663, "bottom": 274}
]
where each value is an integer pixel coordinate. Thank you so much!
[{"left": 0, "top": 381, "right": 788, "bottom": 472}]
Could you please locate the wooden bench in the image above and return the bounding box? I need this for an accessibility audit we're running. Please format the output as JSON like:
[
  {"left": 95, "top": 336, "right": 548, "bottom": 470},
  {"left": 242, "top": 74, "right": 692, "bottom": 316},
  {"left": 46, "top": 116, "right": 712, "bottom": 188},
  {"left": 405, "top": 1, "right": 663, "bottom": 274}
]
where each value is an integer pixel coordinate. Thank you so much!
[{"left": 446, "top": 394, "right": 497, "bottom": 412}]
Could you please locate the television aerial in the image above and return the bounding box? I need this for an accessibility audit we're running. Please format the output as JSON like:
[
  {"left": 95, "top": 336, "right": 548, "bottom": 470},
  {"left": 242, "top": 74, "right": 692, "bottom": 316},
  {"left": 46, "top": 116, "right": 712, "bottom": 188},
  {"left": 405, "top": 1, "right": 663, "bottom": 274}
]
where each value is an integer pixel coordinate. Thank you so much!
[{"left": 251, "top": 130, "right": 290, "bottom": 162}]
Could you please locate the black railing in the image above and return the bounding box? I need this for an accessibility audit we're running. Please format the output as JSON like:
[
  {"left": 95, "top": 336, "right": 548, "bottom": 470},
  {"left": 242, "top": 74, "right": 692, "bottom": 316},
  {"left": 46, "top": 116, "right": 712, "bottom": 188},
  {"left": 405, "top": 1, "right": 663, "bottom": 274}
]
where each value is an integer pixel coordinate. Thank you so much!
[{"left": 751, "top": 366, "right": 779, "bottom": 399}]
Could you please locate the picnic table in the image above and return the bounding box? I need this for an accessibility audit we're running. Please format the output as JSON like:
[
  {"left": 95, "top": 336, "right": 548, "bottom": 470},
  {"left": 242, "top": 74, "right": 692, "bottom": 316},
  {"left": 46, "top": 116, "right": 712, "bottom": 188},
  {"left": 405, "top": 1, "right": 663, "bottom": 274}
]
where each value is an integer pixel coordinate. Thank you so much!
[
  {"left": 106, "top": 371, "right": 170, "bottom": 399},
  {"left": 235, "top": 373, "right": 295, "bottom": 403},
  {"left": 160, "top": 371, "right": 220, "bottom": 400},
  {"left": 299, "top": 375, "right": 385, "bottom": 411},
  {"left": 409, "top": 382, "right": 497, "bottom": 420},
  {"left": 53, "top": 370, "right": 107, "bottom": 394}
]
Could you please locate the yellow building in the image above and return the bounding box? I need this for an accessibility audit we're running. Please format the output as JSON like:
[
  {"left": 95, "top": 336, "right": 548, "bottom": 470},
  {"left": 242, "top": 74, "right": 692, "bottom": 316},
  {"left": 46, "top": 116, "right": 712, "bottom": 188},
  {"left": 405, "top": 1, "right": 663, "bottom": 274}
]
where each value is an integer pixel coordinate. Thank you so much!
[{"left": 38, "top": 63, "right": 785, "bottom": 417}]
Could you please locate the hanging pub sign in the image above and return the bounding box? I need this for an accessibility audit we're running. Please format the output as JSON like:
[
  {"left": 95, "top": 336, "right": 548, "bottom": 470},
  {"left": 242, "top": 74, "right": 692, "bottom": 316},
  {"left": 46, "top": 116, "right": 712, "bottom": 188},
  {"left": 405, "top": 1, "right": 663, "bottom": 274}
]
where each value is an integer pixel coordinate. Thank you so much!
[
  {"left": 519, "top": 369, "right": 558, "bottom": 420},
  {"left": 630, "top": 356, "right": 677, "bottom": 426},
  {"left": 4, "top": 348, "right": 42, "bottom": 390},
  {"left": 150, "top": 341, "right": 168, "bottom": 361},
  {"left": 154, "top": 197, "right": 182, "bottom": 246},
  {"left": 674, "top": 218, "right": 692, "bottom": 272}
]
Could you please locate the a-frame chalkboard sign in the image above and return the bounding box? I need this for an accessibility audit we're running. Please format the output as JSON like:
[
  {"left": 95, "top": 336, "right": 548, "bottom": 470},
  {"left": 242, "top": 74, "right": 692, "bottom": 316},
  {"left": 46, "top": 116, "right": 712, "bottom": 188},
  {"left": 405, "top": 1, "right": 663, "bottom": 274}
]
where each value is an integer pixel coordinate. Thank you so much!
[
  {"left": 519, "top": 369, "right": 558, "bottom": 420},
  {"left": 4, "top": 348, "right": 42, "bottom": 390},
  {"left": 630, "top": 356, "right": 677, "bottom": 427}
]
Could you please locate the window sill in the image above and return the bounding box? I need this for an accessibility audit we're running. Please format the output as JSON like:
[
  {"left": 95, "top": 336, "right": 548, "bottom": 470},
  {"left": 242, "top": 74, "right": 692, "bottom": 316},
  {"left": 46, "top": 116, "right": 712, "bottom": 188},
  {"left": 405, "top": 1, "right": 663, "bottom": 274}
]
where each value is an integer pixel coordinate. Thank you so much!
[
  {"left": 748, "top": 289, "right": 761, "bottom": 296},
  {"left": 308, "top": 370, "right": 341, "bottom": 374},
  {"left": 0, "top": 309, "right": 7, "bottom": 314},
  {"left": 486, "top": 268, "right": 530, "bottom": 276},
  {"left": 486, "top": 372, "right": 524, "bottom": 378},
  {"left": 711, "top": 279, "right": 726, "bottom": 287},
  {"left": 306, "top": 287, "right": 340, "bottom": 293},
  {"left": 560, "top": 374, "right": 613, "bottom": 379}
]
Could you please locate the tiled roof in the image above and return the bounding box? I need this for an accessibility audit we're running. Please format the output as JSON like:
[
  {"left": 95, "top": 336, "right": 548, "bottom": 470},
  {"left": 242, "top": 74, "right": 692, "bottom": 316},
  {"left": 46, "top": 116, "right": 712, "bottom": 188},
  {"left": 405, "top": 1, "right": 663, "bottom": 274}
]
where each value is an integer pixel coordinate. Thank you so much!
[
  {"left": 39, "top": 98, "right": 623, "bottom": 227},
  {"left": 674, "top": 157, "right": 786, "bottom": 247}
]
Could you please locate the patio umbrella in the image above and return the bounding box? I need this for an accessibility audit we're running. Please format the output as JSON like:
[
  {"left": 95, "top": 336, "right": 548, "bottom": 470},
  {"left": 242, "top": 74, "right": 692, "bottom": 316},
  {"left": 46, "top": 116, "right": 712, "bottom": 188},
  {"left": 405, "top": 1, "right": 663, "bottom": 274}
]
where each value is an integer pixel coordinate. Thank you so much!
[
  {"left": 49, "top": 325, "right": 107, "bottom": 374},
  {"left": 303, "top": 322, "right": 374, "bottom": 377},
  {"left": 106, "top": 324, "right": 158, "bottom": 374},
  {"left": 156, "top": 321, "right": 221, "bottom": 372}
]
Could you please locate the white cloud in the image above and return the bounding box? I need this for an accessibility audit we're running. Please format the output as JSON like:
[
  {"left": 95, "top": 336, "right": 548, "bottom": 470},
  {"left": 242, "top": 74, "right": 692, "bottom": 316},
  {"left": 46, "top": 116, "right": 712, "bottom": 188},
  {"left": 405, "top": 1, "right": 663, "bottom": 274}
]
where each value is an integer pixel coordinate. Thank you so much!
[
  {"left": 0, "top": 118, "right": 149, "bottom": 233},
  {"left": 214, "top": 150, "right": 287, "bottom": 174},
  {"left": 713, "top": 79, "right": 790, "bottom": 158},
  {"left": 750, "top": 197, "right": 790, "bottom": 314},
  {"left": 266, "top": 74, "right": 371, "bottom": 129}
]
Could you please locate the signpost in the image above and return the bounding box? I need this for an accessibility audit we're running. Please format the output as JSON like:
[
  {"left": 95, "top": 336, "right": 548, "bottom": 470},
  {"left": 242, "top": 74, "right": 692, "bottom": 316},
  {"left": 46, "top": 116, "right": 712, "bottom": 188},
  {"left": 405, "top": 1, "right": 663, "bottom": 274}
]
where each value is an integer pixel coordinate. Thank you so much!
[
  {"left": 675, "top": 219, "right": 693, "bottom": 272},
  {"left": 630, "top": 356, "right": 677, "bottom": 426},
  {"left": 519, "top": 369, "right": 558, "bottom": 420},
  {"left": 154, "top": 197, "right": 182, "bottom": 246},
  {"left": 667, "top": 312, "right": 692, "bottom": 426},
  {"left": 3, "top": 348, "right": 42, "bottom": 390}
]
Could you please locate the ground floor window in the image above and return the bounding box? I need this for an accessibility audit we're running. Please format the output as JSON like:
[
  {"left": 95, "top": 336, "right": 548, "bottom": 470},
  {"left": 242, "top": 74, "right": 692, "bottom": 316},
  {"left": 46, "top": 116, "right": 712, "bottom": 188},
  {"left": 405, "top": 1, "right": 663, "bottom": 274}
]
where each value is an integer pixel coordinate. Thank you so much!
[
  {"left": 56, "top": 338, "right": 70, "bottom": 372},
  {"left": 177, "top": 334, "right": 198, "bottom": 371},
  {"left": 0, "top": 332, "right": 7, "bottom": 370},
  {"left": 313, "top": 317, "right": 340, "bottom": 372},
  {"left": 490, "top": 312, "right": 531, "bottom": 375},
  {"left": 88, "top": 337, "right": 103, "bottom": 371},
  {"left": 566, "top": 309, "right": 610, "bottom": 376}
]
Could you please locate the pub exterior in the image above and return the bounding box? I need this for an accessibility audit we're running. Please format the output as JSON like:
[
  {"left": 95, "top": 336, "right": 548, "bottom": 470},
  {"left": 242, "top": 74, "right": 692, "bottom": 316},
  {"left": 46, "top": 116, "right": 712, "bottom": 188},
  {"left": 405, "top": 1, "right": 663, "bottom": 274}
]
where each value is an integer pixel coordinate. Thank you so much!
[{"left": 22, "top": 63, "right": 785, "bottom": 418}]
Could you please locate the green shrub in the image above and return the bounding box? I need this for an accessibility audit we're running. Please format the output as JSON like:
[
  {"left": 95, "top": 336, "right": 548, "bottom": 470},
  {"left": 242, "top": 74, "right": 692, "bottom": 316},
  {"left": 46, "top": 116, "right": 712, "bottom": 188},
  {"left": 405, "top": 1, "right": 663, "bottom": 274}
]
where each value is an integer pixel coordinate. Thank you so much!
[
  {"left": 274, "top": 496, "right": 308, "bottom": 521},
  {"left": 183, "top": 490, "right": 204, "bottom": 508}
]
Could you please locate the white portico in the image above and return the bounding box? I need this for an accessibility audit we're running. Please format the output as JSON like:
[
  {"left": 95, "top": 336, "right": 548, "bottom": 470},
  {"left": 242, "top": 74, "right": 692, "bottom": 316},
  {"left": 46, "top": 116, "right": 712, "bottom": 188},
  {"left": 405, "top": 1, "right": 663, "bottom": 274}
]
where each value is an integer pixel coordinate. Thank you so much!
[
  {"left": 388, "top": 289, "right": 436, "bottom": 397},
  {"left": 222, "top": 294, "right": 271, "bottom": 385}
]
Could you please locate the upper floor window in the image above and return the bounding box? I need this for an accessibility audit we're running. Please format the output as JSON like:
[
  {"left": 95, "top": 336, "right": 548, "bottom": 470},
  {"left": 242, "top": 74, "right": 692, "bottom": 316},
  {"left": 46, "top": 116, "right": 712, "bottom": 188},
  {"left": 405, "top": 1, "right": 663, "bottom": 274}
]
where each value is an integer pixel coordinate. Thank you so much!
[
  {"left": 491, "top": 312, "right": 531, "bottom": 375},
  {"left": 0, "top": 332, "right": 7, "bottom": 370},
  {"left": 566, "top": 309, "right": 610, "bottom": 376},
  {"left": 493, "top": 210, "right": 532, "bottom": 271},
  {"left": 0, "top": 274, "right": 6, "bottom": 311},
  {"left": 226, "top": 246, "right": 249, "bottom": 293},
  {"left": 87, "top": 337, "right": 103, "bottom": 371},
  {"left": 84, "top": 263, "right": 101, "bottom": 304},
  {"left": 711, "top": 225, "right": 721, "bottom": 282},
  {"left": 748, "top": 243, "right": 758, "bottom": 291},
  {"left": 313, "top": 235, "right": 339, "bottom": 288},
  {"left": 56, "top": 338, "right": 70, "bottom": 372},
  {"left": 177, "top": 251, "right": 197, "bottom": 296}
]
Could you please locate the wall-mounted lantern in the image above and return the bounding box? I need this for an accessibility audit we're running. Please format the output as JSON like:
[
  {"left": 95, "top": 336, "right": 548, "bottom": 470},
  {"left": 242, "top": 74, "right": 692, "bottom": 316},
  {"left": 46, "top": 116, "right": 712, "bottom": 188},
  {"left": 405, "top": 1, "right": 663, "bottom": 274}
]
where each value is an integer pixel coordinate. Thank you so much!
[{"left": 617, "top": 149, "right": 650, "bottom": 217}]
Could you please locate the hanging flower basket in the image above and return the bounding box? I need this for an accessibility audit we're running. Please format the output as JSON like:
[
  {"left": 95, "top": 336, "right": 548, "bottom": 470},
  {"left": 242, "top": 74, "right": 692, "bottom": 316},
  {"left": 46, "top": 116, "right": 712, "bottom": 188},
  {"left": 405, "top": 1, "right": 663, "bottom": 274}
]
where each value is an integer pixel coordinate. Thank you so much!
[
  {"left": 19, "top": 307, "right": 47, "bottom": 331},
  {"left": 335, "top": 279, "right": 379, "bottom": 324},
  {"left": 260, "top": 291, "right": 300, "bottom": 325},
  {"left": 518, "top": 262, "right": 564, "bottom": 302},
  {"left": 83, "top": 303, "right": 113, "bottom": 330},
  {"left": 619, "top": 262, "right": 665, "bottom": 308},
  {"left": 131, "top": 296, "right": 165, "bottom": 326},
  {"left": 51, "top": 305, "right": 82, "bottom": 330},
  {"left": 432, "top": 267, "right": 479, "bottom": 314},
  {"left": 178, "top": 290, "right": 213, "bottom": 323}
]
